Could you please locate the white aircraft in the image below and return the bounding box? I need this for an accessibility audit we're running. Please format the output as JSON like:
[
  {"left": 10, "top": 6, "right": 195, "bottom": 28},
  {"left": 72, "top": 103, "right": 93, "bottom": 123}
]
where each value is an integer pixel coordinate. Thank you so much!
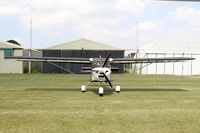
[{"left": 7, "top": 52, "right": 194, "bottom": 96}]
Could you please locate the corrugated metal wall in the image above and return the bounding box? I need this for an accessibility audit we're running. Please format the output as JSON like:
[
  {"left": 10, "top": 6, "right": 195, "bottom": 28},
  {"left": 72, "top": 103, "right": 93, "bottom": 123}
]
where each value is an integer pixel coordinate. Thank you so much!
[
  {"left": 42, "top": 50, "right": 124, "bottom": 74},
  {"left": 139, "top": 52, "right": 200, "bottom": 75}
]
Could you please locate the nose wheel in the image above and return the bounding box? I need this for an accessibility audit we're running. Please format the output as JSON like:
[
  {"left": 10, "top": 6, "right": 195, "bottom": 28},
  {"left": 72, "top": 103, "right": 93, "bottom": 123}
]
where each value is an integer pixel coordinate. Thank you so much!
[
  {"left": 81, "top": 85, "right": 86, "bottom": 92},
  {"left": 99, "top": 87, "right": 104, "bottom": 96}
]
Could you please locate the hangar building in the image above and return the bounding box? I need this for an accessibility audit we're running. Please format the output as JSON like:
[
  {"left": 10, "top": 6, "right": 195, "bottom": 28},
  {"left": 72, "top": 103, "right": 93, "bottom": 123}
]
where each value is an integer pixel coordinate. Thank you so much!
[
  {"left": 139, "top": 35, "right": 200, "bottom": 75},
  {"left": 42, "top": 39, "right": 124, "bottom": 74}
]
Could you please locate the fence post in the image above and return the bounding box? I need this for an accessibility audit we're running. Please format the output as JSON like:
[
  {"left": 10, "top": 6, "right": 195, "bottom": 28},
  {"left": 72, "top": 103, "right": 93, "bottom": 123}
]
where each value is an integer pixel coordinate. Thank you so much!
[
  {"left": 155, "top": 53, "right": 157, "bottom": 74},
  {"left": 146, "top": 53, "right": 148, "bottom": 74},
  {"left": 164, "top": 53, "right": 166, "bottom": 75},
  {"left": 182, "top": 53, "right": 184, "bottom": 76},
  {"left": 191, "top": 54, "right": 193, "bottom": 75},
  {"left": 173, "top": 53, "right": 175, "bottom": 75}
]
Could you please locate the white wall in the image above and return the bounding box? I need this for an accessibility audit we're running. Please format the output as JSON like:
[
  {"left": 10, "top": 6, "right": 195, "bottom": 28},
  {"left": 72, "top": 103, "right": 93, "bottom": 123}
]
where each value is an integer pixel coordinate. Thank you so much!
[
  {"left": 138, "top": 52, "right": 200, "bottom": 75},
  {"left": 0, "top": 49, "right": 23, "bottom": 73}
]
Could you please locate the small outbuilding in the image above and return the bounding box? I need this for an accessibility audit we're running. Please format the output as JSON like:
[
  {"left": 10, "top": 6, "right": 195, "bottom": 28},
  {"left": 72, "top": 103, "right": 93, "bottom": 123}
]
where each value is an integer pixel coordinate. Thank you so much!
[
  {"left": 0, "top": 40, "right": 42, "bottom": 73},
  {"left": 42, "top": 39, "right": 125, "bottom": 74},
  {"left": 0, "top": 40, "right": 24, "bottom": 73}
]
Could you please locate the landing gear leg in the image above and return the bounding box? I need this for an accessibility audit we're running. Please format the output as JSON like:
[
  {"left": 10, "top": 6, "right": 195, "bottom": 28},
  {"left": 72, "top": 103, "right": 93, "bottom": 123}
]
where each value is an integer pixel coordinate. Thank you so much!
[
  {"left": 99, "top": 82, "right": 104, "bottom": 96},
  {"left": 86, "top": 81, "right": 91, "bottom": 87}
]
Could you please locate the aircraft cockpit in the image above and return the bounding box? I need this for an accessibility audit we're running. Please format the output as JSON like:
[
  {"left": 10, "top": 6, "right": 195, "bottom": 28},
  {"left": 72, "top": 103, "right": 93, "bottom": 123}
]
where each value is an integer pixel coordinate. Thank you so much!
[{"left": 91, "top": 58, "right": 110, "bottom": 68}]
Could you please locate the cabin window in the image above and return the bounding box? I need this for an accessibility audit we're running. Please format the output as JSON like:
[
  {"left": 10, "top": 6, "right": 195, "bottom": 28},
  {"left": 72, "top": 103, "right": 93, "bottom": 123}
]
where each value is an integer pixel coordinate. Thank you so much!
[
  {"left": 4, "top": 49, "right": 14, "bottom": 58},
  {"left": 92, "top": 58, "right": 110, "bottom": 68}
]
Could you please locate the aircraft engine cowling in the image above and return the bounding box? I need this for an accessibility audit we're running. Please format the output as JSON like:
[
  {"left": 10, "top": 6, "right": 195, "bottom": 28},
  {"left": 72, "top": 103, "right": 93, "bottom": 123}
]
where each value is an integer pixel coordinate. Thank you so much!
[{"left": 91, "top": 67, "right": 111, "bottom": 82}]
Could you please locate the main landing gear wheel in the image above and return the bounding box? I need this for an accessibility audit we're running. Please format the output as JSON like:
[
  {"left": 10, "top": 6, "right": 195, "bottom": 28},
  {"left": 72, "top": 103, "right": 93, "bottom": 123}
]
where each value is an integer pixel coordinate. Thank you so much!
[
  {"left": 115, "top": 86, "right": 120, "bottom": 93},
  {"left": 81, "top": 85, "right": 86, "bottom": 92},
  {"left": 99, "top": 87, "right": 104, "bottom": 96}
]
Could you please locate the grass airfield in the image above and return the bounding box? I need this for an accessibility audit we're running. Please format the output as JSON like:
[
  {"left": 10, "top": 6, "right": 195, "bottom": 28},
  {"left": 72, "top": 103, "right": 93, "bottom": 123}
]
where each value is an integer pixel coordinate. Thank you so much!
[{"left": 0, "top": 74, "right": 200, "bottom": 133}]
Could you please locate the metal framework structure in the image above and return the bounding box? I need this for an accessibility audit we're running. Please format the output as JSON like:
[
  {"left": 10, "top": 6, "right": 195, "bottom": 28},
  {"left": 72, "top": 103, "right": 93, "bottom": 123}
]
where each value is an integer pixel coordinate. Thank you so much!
[{"left": 126, "top": 50, "right": 200, "bottom": 75}]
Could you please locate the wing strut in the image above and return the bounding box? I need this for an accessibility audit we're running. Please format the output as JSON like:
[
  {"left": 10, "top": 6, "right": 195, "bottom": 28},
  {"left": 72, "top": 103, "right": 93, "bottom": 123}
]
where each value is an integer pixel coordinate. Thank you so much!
[
  {"left": 130, "top": 63, "right": 152, "bottom": 73},
  {"left": 47, "top": 61, "right": 76, "bottom": 75}
]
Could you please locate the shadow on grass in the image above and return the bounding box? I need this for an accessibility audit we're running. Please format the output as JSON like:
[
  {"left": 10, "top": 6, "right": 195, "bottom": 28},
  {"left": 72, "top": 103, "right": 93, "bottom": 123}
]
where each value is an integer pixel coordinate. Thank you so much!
[
  {"left": 122, "top": 88, "right": 187, "bottom": 92},
  {"left": 25, "top": 87, "right": 186, "bottom": 96},
  {"left": 25, "top": 86, "right": 114, "bottom": 96}
]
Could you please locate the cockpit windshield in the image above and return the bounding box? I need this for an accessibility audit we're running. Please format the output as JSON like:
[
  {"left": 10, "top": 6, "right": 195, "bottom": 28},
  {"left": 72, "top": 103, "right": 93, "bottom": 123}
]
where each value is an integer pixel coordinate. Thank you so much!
[{"left": 92, "top": 58, "right": 110, "bottom": 68}]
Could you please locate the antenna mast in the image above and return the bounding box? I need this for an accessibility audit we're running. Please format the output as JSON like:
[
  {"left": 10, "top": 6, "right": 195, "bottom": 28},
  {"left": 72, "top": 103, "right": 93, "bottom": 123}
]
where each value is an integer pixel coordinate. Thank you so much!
[
  {"left": 137, "top": 21, "right": 138, "bottom": 51},
  {"left": 29, "top": 10, "right": 32, "bottom": 73},
  {"left": 136, "top": 21, "right": 139, "bottom": 57}
]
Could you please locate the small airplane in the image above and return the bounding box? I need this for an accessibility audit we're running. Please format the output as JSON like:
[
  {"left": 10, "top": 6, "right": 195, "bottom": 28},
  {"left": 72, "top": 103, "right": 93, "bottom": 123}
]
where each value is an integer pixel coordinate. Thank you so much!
[{"left": 6, "top": 52, "right": 194, "bottom": 96}]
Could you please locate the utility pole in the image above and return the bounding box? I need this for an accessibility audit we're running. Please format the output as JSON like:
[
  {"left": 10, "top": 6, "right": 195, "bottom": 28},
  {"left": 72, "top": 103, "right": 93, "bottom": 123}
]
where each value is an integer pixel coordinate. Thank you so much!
[
  {"left": 133, "top": 21, "right": 139, "bottom": 74},
  {"left": 29, "top": 11, "right": 32, "bottom": 73},
  {"left": 136, "top": 21, "right": 139, "bottom": 56}
]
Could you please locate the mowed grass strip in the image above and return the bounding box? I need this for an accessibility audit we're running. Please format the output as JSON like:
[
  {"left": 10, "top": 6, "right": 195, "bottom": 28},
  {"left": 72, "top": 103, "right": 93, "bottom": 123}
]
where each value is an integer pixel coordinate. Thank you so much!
[{"left": 0, "top": 74, "right": 200, "bottom": 133}]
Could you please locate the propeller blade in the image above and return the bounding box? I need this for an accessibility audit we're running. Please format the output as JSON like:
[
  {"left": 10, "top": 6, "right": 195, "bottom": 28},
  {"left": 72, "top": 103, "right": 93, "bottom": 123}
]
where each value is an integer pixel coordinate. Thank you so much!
[
  {"left": 102, "top": 72, "right": 113, "bottom": 88},
  {"left": 102, "top": 52, "right": 112, "bottom": 67}
]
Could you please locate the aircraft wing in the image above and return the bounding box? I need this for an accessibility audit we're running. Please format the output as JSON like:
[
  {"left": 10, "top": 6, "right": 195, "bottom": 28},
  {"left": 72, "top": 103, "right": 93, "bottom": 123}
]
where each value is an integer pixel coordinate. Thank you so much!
[
  {"left": 6, "top": 56, "right": 91, "bottom": 63},
  {"left": 111, "top": 57, "right": 195, "bottom": 64}
]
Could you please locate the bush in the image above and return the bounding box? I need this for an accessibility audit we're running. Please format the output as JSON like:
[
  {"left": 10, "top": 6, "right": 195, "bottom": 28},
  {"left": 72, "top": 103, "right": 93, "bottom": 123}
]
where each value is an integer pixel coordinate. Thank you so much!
[
  {"left": 125, "top": 68, "right": 129, "bottom": 73},
  {"left": 23, "top": 67, "right": 41, "bottom": 73},
  {"left": 23, "top": 67, "right": 29, "bottom": 73},
  {"left": 31, "top": 67, "right": 41, "bottom": 73}
]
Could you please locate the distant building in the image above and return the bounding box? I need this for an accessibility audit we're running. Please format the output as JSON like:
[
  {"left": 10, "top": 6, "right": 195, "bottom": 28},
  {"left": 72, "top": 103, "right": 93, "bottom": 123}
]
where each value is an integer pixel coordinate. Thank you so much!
[
  {"left": 0, "top": 40, "right": 24, "bottom": 73},
  {"left": 0, "top": 40, "right": 42, "bottom": 73},
  {"left": 42, "top": 39, "right": 125, "bottom": 74},
  {"left": 140, "top": 35, "right": 200, "bottom": 75}
]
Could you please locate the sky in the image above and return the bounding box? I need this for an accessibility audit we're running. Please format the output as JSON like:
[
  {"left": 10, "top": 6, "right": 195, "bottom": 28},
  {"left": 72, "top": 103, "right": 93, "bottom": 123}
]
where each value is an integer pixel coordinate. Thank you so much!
[{"left": 0, "top": 0, "right": 200, "bottom": 49}]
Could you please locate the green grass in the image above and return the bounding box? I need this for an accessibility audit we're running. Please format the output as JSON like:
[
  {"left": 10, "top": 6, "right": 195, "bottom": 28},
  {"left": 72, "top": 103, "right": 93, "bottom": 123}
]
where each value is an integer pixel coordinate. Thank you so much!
[{"left": 0, "top": 74, "right": 200, "bottom": 133}]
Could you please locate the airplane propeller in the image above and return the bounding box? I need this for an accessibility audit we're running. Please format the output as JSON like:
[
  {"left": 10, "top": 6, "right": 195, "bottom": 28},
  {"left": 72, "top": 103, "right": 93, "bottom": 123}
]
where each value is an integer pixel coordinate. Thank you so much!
[
  {"left": 81, "top": 52, "right": 113, "bottom": 88},
  {"left": 101, "top": 52, "right": 113, "bottom": 88},
  {"left": 102, "top": 72, "right": 113, "bottom": 88},
  {"left": 102, "top": 52, "right": 112, "bottom": 67}
]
